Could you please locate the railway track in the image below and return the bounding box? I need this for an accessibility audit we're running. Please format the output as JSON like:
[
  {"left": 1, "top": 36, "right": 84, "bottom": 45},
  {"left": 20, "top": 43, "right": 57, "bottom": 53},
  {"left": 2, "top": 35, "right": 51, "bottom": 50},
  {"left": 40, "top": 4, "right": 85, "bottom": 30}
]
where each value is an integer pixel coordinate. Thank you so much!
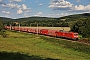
[{"left": 39, "top": 34, "right": 90, "bottom": 45}]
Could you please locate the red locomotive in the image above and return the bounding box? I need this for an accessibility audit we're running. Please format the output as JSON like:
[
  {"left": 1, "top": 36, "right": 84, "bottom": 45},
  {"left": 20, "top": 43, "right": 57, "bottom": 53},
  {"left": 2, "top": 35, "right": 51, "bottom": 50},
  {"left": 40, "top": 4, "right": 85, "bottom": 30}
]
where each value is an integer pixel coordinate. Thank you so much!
[{"left": 5, "top": 26, "right": 78, "bottom": 40}]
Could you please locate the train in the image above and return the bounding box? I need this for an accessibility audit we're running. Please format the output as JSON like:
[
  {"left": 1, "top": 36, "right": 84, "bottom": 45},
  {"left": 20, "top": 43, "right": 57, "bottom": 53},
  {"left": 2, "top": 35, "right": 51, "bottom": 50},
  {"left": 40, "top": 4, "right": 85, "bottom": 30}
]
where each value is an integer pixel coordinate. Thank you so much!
[{"left": 5, "top": 26, "right": 78, "bottom": 40}]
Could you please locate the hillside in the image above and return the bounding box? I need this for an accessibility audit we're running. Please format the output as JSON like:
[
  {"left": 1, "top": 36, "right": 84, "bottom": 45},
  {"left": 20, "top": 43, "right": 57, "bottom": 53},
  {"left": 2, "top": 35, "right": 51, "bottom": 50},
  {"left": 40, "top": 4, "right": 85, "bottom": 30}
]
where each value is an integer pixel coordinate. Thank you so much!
[
  {"left": 1, "top": 13, "right": 90, "bottom": 27},
  {"left": 0, "top": 17, "right": 13, "bottom": 22},
  {"left": 1, "top": 17, "right": 52, "bottom": 22},
  {"left": 1, "top": 13, "right": 90, "bottom": 21},
  {"left": 60, "top": 13, "right": 90, "bottom": 22}
]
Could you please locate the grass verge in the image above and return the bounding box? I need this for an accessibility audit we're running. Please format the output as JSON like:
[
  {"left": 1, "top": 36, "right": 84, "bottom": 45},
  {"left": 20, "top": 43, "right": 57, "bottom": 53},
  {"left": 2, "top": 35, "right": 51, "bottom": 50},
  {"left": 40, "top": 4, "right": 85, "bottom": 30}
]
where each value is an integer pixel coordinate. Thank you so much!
[{"left": 0, "top": 30, "right": 90, "bottom": 60}]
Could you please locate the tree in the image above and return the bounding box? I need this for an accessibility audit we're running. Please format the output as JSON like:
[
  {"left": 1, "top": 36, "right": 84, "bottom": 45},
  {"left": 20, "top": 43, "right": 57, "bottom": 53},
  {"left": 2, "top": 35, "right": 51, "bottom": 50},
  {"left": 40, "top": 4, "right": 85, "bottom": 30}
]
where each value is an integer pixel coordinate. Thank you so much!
[
  {"left": 0, "top": 18, "right": 7, "bottom": 37},
  {"left": 71, "top": 18, "right": 90, "bottom": 38}
]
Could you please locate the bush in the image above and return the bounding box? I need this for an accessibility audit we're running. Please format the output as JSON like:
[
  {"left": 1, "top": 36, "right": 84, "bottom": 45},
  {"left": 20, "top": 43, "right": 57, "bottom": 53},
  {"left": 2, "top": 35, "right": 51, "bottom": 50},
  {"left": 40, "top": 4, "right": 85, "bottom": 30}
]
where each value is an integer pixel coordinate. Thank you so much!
[
  {"left": 0, "top": 30, "right": 7, "bottom": 38},
  {"left": 0, "top": 18, "right": 7, "bottom": 38},
  {"left": 78, "top": 38, "right": 90, "bottom": 44}
]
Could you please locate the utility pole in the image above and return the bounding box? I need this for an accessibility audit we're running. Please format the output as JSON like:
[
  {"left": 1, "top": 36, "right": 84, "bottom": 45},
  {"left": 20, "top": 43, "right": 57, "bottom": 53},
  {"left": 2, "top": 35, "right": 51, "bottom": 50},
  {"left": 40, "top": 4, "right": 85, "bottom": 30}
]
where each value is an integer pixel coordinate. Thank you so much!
[
  {"left": 10, "top": 24, "right": 11, "bottom": 30},
  {"left": 19, "top": 24, "right": 20, "bottom": 32},
  {"left": 37, "top": 24, "right": 38, "bottom": 35}
]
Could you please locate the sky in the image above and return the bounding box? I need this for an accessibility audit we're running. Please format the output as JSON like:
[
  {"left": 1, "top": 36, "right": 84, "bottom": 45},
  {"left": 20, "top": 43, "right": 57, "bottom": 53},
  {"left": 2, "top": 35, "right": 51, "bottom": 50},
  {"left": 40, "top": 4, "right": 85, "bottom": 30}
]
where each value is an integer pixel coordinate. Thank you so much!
[{"left": 0, "top": 0, "right": 90, "bottom": 19}]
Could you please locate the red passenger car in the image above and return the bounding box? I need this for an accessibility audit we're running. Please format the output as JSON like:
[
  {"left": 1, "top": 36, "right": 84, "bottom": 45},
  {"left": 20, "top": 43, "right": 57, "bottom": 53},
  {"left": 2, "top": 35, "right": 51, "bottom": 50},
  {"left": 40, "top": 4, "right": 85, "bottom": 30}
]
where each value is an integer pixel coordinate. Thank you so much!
[
  {"left": 5, "top": 26, "right": 11, "bottom": 30},
  {"left": 27, "top": 28, "right": 31, "bottom": 32},
  {"left": 14, "top": 27, "right": 19, "bottom": 31},
  {"left": 27, "top": 28, "right": 36, "bottom": 33},
  {"left": 21, "top": 28, "right": 28, "bottom": 32},
  {"left": 48, "top": 30, "right": 57, "bottom": 36},
  {"left": 40, "top": 29, "right": 48, "bottom": 35},
  {"left": 11, "top": 26, "right": 15, "bottom": 30},
  {"left": 35, "top": 28, "right": 41, "bottom": 34}
]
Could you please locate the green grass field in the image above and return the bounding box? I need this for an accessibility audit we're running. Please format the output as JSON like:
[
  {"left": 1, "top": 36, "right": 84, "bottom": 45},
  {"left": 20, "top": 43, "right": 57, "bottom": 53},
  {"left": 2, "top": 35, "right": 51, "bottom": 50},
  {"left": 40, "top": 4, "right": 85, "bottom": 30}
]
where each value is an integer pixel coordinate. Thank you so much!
[{"left": 0, "top": 31, "right": 90, "bottom": 60}]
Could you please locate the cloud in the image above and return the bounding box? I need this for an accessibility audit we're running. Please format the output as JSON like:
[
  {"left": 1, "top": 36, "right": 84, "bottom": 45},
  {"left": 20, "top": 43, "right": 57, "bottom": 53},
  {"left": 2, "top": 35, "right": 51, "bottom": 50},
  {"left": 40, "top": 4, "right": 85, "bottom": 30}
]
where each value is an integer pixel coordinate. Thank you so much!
[
  {"left": 39, "top": 3, "right": 43, "bottom": 6},
  {"left": 2, "top": 10, "right": 10, "bottom": 14},
  {"left": 70, "top": 5, "right": 90, "bottom": 12},
  {"left": 35, "top": 0, "right": 38, "bottom": 2},
  {"left": 0, "top": 0, "right": 3, "bottom": 2},
  {"left": 22, "top": 4, "right": 27, "bottom": 10},
  {"left": 33, "top": 12, "right": 68, "bottom": 18},
  {"left": 17, "top": 9, "right": 23, "bottom": 14},
  {"left": 85, "top": 5, "right": 90, "bottom": 11},
  {"left": 2, "top": 3, "right": 21, "bottom": 9},
  {"left": 34, "top": 12, "right": 43, "bottom": 16},
  {"left": 1, "top": 3, "right": 31, "bottom": 15},
  {"left": 21, "top": 4, "right": 31, "bottom": 12},
  {"left": 0, "top": 0, "right": 6, "bottom": 4},
  {"left": 76, "top": 0, "right": 80, "bottom": 2},
  {"left": 46, "top": 13, "right": 68, "bottom": 18},
  {"left": 37, "top": 12, "right": 42, "bottom": 15},
  {"left": 49, "top": 0, "right": 90, "bottom": 12},
  {"left": 17, "top": 4, "right": 31, "bottom": 14},
  {"left": 0, "top": 0, "right": 3, "bottom": 4},
  {"left": 1, "top": 3, "right": 31, "bottom": 11},
  {"left": 24, "top": 12, "right": 31, "bottom": 18},
  {"left": 9, "top": 0, "right": 23, "bottom": 2},
  {"left": 49, "top": 0, "right": 73, "bottom": 10},
  {"left": 74, "top": 5, "right": 85, "bottom": 10},
  {"left": 0, "top": 0, "right": 32, "bottom": 18}
]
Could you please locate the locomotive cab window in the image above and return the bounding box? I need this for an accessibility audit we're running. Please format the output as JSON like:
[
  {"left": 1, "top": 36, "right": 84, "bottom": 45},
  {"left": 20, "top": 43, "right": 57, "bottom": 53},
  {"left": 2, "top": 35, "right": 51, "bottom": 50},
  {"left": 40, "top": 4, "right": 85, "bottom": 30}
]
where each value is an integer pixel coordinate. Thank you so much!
[{"left": 74, "top": 33, "right": 78, "bottom": 36}]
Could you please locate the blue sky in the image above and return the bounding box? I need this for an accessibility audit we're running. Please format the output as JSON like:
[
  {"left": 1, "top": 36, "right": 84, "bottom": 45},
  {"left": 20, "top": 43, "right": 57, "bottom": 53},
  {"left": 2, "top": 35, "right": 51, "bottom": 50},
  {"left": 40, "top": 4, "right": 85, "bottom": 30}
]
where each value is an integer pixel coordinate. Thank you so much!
[{"left": 0, "top": 0, "right": 90, "bottom": 19}]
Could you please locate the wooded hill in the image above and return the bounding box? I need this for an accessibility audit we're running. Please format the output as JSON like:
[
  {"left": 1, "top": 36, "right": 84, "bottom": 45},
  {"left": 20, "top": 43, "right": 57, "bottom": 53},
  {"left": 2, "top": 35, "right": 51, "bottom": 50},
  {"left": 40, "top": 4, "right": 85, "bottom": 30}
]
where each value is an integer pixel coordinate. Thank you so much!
[{"left": 1, "top": 13, "right": 90, "bottom": 27}]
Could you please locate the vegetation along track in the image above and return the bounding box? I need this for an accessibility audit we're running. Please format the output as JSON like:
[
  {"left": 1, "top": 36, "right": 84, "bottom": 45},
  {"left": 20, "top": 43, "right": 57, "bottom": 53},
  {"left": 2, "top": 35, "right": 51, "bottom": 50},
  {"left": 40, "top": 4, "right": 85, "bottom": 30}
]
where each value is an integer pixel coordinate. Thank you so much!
[
  {"left": 1, "top": 30, "right": 90, "bottom": 60},
  {"left": 16, "top": 29, "right": 90, "bottom": 46}
]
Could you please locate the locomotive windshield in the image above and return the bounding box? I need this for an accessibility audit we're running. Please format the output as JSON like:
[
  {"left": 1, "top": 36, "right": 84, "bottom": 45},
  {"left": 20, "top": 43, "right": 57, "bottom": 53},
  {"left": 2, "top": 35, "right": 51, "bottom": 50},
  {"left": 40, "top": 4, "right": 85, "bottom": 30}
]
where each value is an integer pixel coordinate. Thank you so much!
[{"left": 74, "top": 33, "right": 78, "bottom": 36}]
